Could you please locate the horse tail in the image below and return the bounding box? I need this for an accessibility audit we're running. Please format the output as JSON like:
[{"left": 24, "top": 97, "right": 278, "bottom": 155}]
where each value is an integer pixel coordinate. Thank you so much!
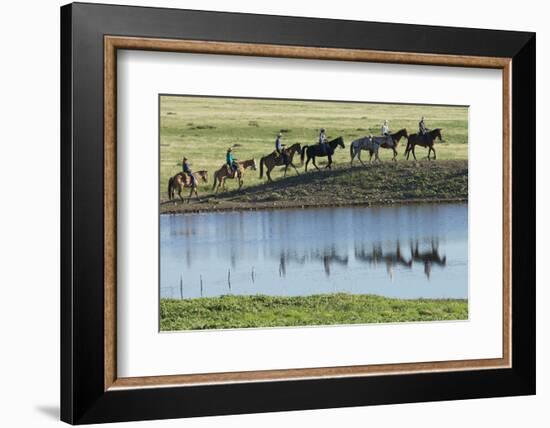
[
  {"left": 350, "top": 142, "right": 354, "bottom": 159},
  {"left": 259, "top": 156, "right": 264, "bottom": 179},
  {"left": 300, "top": 145, "right": 308, "bottom": 164},
  {"left": 168, "top": 177, "right": 174, "bottom": 200},
  {"left": 212, "top": 170, "right": 218, "bottom": 191}
]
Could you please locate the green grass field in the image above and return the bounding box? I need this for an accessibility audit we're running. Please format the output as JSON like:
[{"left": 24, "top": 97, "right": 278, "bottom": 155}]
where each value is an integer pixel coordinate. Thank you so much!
[
  {"left": 160, "top": 294, "right": 468, "bottom": 330},
  {"left": 160, "top": 95, "right": 468, "bottom": 199}
]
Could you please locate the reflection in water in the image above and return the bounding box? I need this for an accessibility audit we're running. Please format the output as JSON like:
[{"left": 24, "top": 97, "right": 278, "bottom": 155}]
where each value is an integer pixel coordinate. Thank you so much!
[
  {"left": 160, "top": 204, "right": 468, "bottom": 300},
  {"left": 411, "top": 239, "right": 447, "bottom": 279},
  {"left": 355, "top": 241, "right": 412, "bottom": 280}
]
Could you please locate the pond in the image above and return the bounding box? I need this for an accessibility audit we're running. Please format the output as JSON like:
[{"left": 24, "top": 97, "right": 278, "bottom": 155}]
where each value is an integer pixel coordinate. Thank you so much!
[{"left": 160, "top": 204, "right": 468, "bottom": 300}]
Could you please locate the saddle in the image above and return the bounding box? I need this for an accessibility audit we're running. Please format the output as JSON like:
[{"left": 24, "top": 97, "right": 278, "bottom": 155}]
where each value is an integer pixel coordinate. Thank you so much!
[
  {"left": 175, "top": 172, "right": 188, "bottom": 184},
  {"left": 379, "top": 135, "right": 392, "bottom": 146},
  {"left": 179, "top": 173, "right": 195, "bottom": 187},
  {"left": 419, "top": 132, "right": 431, "bottom": 143},
  {"left": 225, "top": 164, "right": 240, "bottom": 178}
]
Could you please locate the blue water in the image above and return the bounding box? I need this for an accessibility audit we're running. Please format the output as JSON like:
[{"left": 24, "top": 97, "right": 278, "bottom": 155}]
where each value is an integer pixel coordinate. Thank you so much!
[{"left": 160, "top": 204, "right": 468, "bottom": 300}]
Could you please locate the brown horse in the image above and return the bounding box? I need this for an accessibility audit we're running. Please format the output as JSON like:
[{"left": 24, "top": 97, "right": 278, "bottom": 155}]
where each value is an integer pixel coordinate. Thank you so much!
[
  {"left": 259, "top": 143, "right": 302, "bottom": 182},
  {"left": 379, "top": 128, "right": 409, "bottom": 161},
  {"left": 167, "top": 172, "right": 198, "bottom": 202},
  {"left": 211, "top": 158, "right": 257, "bottom": 193},
  {"left": 405, "top": 128, "right": 443, "bottom": 160}
]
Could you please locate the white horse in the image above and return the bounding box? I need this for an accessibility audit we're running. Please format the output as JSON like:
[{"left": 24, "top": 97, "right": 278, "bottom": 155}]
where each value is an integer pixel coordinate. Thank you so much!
[{"left": 349, "top": 136, "right": 382, "bottom": 165}]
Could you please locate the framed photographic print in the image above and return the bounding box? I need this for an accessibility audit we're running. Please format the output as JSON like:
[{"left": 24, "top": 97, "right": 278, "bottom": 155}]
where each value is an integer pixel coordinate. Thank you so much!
[{"left": 60, "top": 2, "right": 536, "bottom": 424}]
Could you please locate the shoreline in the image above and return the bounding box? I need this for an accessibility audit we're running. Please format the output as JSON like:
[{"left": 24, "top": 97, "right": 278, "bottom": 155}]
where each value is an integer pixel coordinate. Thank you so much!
[{"left": 160, "top": 197, "right": 468, "bottom": 215}]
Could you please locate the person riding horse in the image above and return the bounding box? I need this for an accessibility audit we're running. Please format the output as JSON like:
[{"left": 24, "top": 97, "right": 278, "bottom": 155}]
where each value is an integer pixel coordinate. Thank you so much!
[
  {"left": 419, "top": 116, "right": 428, "bottom": 135},
  {"left": 318, "top": 128, "right": 328, "bottom": 154},
  {"left": 418, "top": 116, "right": 430, "bottom": 144},
  {"left": 181, "top": 156, "right": 196, "bottom": 187},
  {"left": 381, "top": 120, "right": 390, "bottom": 136},
  {"left": 226, "top": 147, "right": 239, "bottom": 176},
  {"left": 275, "top": 131, "right": 290, "bottom": 165},
  {"left": 381, "top": 119, "right": 392, "bottom": 145}
]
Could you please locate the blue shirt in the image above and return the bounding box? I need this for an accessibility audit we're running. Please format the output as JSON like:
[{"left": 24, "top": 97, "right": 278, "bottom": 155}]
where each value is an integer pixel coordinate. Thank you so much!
[{"left": 182, "top": 162, "right": 192, "bottom": 174}]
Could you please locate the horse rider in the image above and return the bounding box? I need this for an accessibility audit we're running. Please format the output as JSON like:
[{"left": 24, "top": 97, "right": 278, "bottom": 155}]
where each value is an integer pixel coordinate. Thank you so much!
[
  {"left": 319, "top": 128, "right": 328, "bottom": 153},
  {"left": 381, "top": 120, "right": 390, "bottom": 136},
  {"left": 226, "top": 147, "right": 239, "bottom": 176},
  {"left": 182, "top": 156, "right": 196, "bottom": 186},
  {"left": 419, "top": 116, "right": 428, "bottom": 135},
  {"left": 275, "top": 131, "right": 289, "bottom": 164}
]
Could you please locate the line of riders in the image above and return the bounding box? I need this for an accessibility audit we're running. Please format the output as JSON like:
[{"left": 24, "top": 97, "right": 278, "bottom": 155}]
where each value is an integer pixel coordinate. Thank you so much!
[{"left": 168, "top": 117, "right": 443, "bottom": 202}]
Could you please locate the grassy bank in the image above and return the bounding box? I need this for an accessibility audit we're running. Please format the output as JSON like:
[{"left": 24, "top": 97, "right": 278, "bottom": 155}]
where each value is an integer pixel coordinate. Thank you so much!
[
  {"left": 161, "top": 159, "right": 468, "bottom": 213},
  {"left": 160, "top": 96, "right": 468, "bottom": 198},
  {"left": 160, "top": 293, "right": 468, "bottom": 331}
]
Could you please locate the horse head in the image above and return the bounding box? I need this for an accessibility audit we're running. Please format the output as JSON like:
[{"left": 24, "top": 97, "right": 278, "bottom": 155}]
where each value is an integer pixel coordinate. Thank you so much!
[
  {"left": 251, "top": 159, "right": 258, "bottom": 171},
  {"left": 290, "top": 142, "right": 302, "bottom": 154},
  {"left": 433, "top": 128, "right": 443, "bottom": 141}
]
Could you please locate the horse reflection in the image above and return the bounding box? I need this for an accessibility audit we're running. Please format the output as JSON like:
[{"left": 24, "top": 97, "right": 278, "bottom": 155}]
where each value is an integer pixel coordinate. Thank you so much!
[
  {"left": 278, "top": 251, "right": 307, "bottom": 277},
  {"left": 410, "top": 239, "right": 447, "bottom": 279},
  {"left": 312, "top": 247, "right": 349, "bottom": 277},
  {"left": 355, "top": 242, "right": 412, "bottom": 279}
]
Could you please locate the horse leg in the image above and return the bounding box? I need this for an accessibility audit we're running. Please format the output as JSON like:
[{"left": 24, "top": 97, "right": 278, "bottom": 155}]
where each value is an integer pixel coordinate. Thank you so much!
[
  {"left": 412, "top": 146, "right": 417, "bottom": 161},
  {"left": 312, "top": 157, "right": 320, "bottom": 171},
  {"left": 291, "top": 162, "right": 300, "bottom": 175},
  {"left": 266, "top": 166, "right": 273, "bottom": 182},
  {"left": 305, "top": 157, "right": 310, "bottom": 172},
  {"left": 325, "top": 155, "right": 332, "bottom": 169},
  {"left": 358, "top": 150, "right": 365, "bottom": 166},
  {"left": 432, "top": 146, "right": 436, "bottom": 160},
  {"left": 178, "top": 187, "right": 184, "bottom": 202},
  {"left": 392, "top": 147, "right": 398, "bottom": 162},
  {"left": 351, "top": 147, "right": 357, "bottom": 167}
]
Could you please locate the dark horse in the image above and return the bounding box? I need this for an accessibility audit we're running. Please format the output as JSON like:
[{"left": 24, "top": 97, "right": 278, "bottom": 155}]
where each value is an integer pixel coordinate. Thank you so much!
[
  {"left": 300, "top": 137, "right": 345, "bottom": 172},
  {"left": 405, "top": 128, "right": 443, "bottom": 160},
  {"left": 379, "top": 128, "right": 409, "bottom": 161}
]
